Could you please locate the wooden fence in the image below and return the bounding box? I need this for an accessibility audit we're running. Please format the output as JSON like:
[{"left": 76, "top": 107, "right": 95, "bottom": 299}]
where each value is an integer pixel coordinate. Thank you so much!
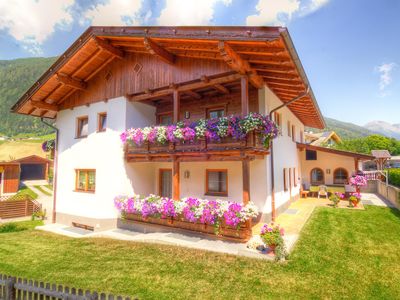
[
  {"left": 0, "top": 274, "right": 136, "bottom": 300},
  {"left": 0, "top": 198, "right": 41, "bottom": 219}
]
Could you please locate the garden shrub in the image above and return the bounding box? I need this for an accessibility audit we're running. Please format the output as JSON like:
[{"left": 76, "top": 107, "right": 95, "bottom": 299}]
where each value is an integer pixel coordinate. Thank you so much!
[{"left": 388, "top": 169, "right": 400, "bottom": 188}]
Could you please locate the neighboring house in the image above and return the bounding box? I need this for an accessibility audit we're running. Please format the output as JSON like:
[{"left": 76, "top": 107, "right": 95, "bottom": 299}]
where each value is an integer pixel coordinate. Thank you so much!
[
  {"left": 297, "top": 144, "right": 373, "bottom": 187},
  {"left": 388, "top": 156, "right": 400, "bottom": 168},
  {"left": 11, "top": 155, "right": 52, "bottom": 181},
  {"left": 371, "top": 150, "right": 392, "bottom": 170},
  {"left": 304, "top": 131, "right": 342, "bottom": 147},
  {"left": 0, "top": 162, "right": 20, "bottom": 196},
  {"left": 11, "top": 26, "right": 326, "bottom": 231}
]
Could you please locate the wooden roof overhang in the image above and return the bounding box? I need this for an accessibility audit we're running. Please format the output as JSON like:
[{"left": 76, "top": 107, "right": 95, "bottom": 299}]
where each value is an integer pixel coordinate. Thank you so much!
[
  {"left": 297, "top": 143, "right": 375, "bottom": 161},
  {"left": 12, "top": 26, "right": 324, "bottom": 129}
]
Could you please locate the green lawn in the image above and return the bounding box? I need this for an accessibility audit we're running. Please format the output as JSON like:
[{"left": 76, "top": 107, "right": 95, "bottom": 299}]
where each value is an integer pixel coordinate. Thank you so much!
[
  {"left": 0, "top": 206, "right": 400, "bottom": 299},
  {"left": 7, "top": 186, "right": 38, "bottom": 201},
  {"left": 34, "top": 185, "right": 52, "bottom": 196}
]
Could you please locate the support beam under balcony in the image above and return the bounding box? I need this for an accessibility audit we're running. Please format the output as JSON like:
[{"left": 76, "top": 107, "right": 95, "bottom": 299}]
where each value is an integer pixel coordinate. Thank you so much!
[
  {"left": 173, "top": 89, "right": 180, "bottom": 123},
  {"left": 242, "top": 158, "right": 250, "bottom": 205},
  {"left": 173, "top": 158, "right": 180, "bottom": 200},
  {"left": 241, "top": 76, "right": 249, "bottom": 117}
]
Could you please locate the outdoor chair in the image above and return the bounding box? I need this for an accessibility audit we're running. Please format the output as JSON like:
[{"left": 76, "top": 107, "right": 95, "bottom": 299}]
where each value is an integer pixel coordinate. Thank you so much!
[
  {"left": 318, "top": 185, "right": 328, "bottom": 199},
  {"left": 300, "top": 184, "right": 310, "bottom": 198}
]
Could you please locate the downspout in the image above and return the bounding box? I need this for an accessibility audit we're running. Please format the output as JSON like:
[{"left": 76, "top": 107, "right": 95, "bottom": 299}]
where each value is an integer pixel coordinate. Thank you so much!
[
  {"left": 40, "top": 118, "right": 58, "bottom": 224},
  {"left": 268, "top": 87, "right": 309, "bottom": 221}
]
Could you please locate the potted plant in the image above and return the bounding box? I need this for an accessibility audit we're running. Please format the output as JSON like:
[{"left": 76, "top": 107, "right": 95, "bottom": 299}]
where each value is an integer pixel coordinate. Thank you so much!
[
  {"left": 260, "top": 223, "right": 286, "bottom": 260},
  {"left": 349, "top": 193, "right": 361, "bottom": 207},
  {"left": 329, "top": 193, "right": 340, "bottom": 208},
  {"left": 349, "top": 175, "right": 367, "bottom": 194}
]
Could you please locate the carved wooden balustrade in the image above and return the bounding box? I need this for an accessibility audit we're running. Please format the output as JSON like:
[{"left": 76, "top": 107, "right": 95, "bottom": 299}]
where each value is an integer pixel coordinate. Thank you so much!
[{"left": 125, "top": 130, "right": 270, "bottom": 162}]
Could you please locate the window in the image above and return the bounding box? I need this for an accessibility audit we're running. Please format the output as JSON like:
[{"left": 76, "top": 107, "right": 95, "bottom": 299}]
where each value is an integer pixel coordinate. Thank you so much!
[
  {"left": 293, "top": 168, "right": 297, "bottom": 187},
  {"left": 274, "top": 112, "right": 282, "bottom": 133},
  {"left": 97, "top": 112, "right": 107, "bottom": 132},
  {"left": 287, "top": 121, "right": 291, "bottom": 137},
  {"left": 206, "top": 169, "right": 227, "bottom": 196},
  {"left": 76, "top": 116, "right": 88, "bottom": 138},
  {"left": 158, "top": 113, "right": 173, "bottom": 125},
  {"left": 310, "top": 168, "right": 324, "bottom": 185},
  {"left": 306, "top": 150, "right": 317, "bottom": 160},
  {"left": 159, "top": 169, "right": 172, "bottom": 198},
  {"left": 289, "top": 168, "right": 292, "bottom": 189},
  {"left": 334, "top": 168, "right": 348, "bottom": 184},
  {"left": 283, "top": 168, "right": 288, "bottom": 191},
  {"left": 300, "top": 130, "right": 304, "bottom": 143},
  {"left": 292, "top": 125, "right": 296, "bottom": 142},
  {"left": 75, "top": 169, "right": 96, "bottom": 192},
  {"left": 207, "top": 108, "right": 225, "bottom": 119}
]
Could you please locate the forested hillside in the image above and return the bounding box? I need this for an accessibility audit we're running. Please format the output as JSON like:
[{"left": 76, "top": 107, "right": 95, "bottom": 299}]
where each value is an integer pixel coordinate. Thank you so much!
[{"left": 0, "top": 57, "right": 56, "bottom": 136}]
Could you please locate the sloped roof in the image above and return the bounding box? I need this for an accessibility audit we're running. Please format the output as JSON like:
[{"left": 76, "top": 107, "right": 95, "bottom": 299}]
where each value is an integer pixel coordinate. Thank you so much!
[
  {"left": 11, "top": 26, "right": 324, "bottom": 129},
  {"left": 297, "top": 143, "right": 374, "bottom": 160},
  {"left": 305, "top": 131, "right": 342, "bottom": 146},
  {"left": 371, "top": 150, "right": 391, "bottom": 159}
]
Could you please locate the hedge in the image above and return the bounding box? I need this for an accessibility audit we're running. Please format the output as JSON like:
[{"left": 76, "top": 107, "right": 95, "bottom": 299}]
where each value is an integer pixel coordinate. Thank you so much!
[{"left": 388, "top": 169, "right": 400, "bottom": 188}]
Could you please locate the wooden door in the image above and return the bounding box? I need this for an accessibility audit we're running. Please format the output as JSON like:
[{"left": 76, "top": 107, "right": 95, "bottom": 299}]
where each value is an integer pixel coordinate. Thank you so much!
[{"left": 159, "top": 169, "right": 172, "bottom": 198}]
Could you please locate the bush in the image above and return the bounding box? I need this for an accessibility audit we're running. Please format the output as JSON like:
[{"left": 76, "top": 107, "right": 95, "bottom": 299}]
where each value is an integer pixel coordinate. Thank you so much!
[
  {"left": 0, "top": 220, "right": 43, "bottom": 233},
  {"left": 388, "top": 169, "right": 400, "bottom": 188}
]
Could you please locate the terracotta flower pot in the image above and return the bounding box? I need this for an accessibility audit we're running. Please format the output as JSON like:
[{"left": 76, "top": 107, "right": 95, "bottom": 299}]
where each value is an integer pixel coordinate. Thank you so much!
[
  {"left": 351, "top": 200, "right": 358, "bottom": 207},
  {"left": 268, "top": 244, "right": 277, "bottom": 256}
]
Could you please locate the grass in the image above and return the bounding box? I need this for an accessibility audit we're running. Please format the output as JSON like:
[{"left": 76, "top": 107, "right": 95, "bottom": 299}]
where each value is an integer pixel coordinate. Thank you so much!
[
  {"left": 0, "top": 140, "right": 47, "bottom": 161},
  {"left": 0, "top": 220, "right": 43, "bottom": 233},
  {"left": 8, "top": 186, "right": 38, "bottom": 201},
  {"left": 0, "top": 206, "right": 400, "bottom": 299},
  {"left": 34, "top": 185, "right": 52, "bottom": 196}
]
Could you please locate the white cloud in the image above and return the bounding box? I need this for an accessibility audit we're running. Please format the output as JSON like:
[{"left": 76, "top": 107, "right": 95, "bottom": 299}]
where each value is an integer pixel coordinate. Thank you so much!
[
  {"left": 0, "top": 0, "right": 74, "bottom": 55},
  {"left": 246, "top": 0, "right": 329, "bottom": 26},
  {"left": 158, "top": 0, "right": 232, "bottom": 26},
  {"left": 376, "top": 62, "right": 396, "bottom": 97},
  {"left": 302, "top": 0, "right": 329, "bottom": 15},
  {"left": 82, "top": 0, "right": 143, "bottom": 26},
  {"left": 246, "top": 0, "right": 300, "bottom": 26}
]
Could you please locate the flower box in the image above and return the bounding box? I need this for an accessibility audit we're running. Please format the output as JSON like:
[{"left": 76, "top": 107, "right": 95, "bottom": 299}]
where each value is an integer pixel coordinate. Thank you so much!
[{"left": 124, "top": 213, "right": 252, "bottom": 242}]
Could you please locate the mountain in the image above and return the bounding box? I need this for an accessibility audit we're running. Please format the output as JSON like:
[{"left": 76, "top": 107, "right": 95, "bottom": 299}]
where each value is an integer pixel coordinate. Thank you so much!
[
  {"left": 0, "top": 57, "right": 56, "bottom": 137},
  {"left": 364, "top": 121, "right": 400, "bottom": 140},
  {"left": 306, "top": 117, "right": 377, "bottom": 140}
]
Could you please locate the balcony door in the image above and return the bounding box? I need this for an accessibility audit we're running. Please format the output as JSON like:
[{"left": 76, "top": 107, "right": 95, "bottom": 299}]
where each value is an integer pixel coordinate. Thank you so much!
[{"left": 159, "top": 169, "right": 172, "bottom": 198}]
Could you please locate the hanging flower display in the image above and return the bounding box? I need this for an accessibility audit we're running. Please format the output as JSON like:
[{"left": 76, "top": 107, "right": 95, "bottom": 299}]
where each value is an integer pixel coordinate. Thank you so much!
[{"left": 120, "top": 113, "right": 278, "bottom": 148}]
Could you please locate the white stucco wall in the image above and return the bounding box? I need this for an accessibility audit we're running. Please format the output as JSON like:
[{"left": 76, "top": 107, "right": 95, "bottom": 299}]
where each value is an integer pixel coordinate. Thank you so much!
[
  {"left": 55, "top": 97, "right": 156, "bottom": 221},
  {"left": 261, "top": 87, "right": 305, "bottom": 214},
  {"left": 300, "top": 150, "right": 356, "bottom": 186}
]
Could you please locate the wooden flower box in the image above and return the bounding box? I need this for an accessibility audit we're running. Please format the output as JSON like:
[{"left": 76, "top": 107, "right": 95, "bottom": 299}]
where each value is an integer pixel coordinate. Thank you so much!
[{"left": 124, "top": 213, "right": 252, "bottom": 242}]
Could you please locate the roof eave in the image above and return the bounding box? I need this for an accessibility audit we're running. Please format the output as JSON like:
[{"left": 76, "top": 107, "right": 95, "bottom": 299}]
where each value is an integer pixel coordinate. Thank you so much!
[{"left": 279, "top": 29, "right": 325, "bottom": 129}]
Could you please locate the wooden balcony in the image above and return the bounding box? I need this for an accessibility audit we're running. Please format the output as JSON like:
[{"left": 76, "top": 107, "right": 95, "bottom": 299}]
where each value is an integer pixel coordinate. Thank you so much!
[{"left": 125, "top": 130, "right": 269, "bottom": 162}]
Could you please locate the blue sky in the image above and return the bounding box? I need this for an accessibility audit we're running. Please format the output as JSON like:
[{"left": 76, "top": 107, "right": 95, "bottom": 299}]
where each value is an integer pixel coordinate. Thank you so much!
[{"left": 0, "top": 0, "right": 399, "bottom": 126}]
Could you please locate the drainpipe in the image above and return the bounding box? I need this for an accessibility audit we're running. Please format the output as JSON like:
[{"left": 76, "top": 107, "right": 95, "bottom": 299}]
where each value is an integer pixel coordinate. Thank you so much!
[
  {"left": 40, "top": 118, "right": 58, "bottom": 224},
  {"left": 268, "top": 87, "right": 309, "bottom": 222}
]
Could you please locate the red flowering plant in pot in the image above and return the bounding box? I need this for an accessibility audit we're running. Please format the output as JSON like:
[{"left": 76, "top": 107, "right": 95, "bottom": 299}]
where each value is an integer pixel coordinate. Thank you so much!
[
  {"left": 260, "top": 223, "right": 287, "bottom": 260},
  {"left": 349, "top": 193, "right": 361, "bottom": 207}
]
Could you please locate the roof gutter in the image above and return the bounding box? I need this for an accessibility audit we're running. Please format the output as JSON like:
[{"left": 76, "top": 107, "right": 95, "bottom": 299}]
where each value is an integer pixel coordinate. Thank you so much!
[
  {"left": 40, "top": 118, "right": 59, "bottom": 224},
  {"left": 269, "top": 87, "right": 310, "bottom": 222},
  {"left": 279, "top": 29, "right": 325, "bottom": 129}
]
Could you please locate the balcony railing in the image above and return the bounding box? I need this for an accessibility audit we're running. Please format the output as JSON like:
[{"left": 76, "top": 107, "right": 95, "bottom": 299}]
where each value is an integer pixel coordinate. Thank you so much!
[
  {"left": 125, "top": 130, "right": 269, "bottom": 161},
  {"left": 122, "top": 113, "right": 277, "bottom": 162}
]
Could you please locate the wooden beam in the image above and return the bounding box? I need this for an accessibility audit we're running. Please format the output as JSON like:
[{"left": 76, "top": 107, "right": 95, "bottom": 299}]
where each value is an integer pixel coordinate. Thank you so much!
[
  {"left": 144, "top": 37, "right": 175, "bottom": 64},
  {"left": 85, "top": 55, "right": 115, "bottom": 81},
  {"left": 213, "top": 84, "right": 229, "bottom": 94},
  {"left": 173, "top": 159, "right": 180, "bottom": 200},
  {"left": 185, "top": 90, "right": 202, "bottom": 99},
  {"left": 94, "top": 37, "right": 124, "bottom": 59},
  {"left": 30, "top": 100, "right": 59, "bottom": 112},
  {"left": 242, "top": 158, "right": 250, "bottom": 205},
  {"left": 218, "top": 41, "right": 264, "bottom": 89},
  {"left": 56, "top": 88, "right": 76, "bottom": 105},
  {"left": 55, "top": 73, "right": 87, "bottom": 90},
  {"left": 173, "top": 89, "right": 180, "bottom": 123},
  {"left": 71, "top": 48, "right": 101, "bottom": 77},
  {"left": 129, "top": 73, "right": 241, "bottom": 102},
  {"left": 241, "top": 76, "right": 249, "bottom": 116}
]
